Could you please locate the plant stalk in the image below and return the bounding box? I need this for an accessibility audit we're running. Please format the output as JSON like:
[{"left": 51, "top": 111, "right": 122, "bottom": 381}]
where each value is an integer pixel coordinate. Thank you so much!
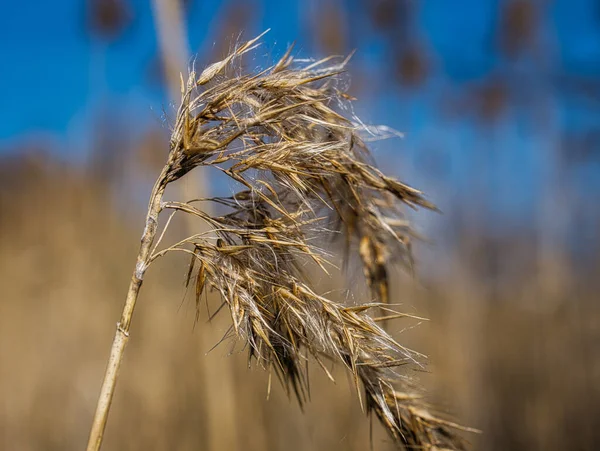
[{"left": 86, "top": 169, "right": 169, "bottom": 451}]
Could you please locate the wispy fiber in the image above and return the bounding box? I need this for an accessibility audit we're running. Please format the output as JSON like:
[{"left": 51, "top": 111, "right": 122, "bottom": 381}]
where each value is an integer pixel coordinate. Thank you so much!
[{"left": 87, "top": 31, "right": 473, "bottom": 450}]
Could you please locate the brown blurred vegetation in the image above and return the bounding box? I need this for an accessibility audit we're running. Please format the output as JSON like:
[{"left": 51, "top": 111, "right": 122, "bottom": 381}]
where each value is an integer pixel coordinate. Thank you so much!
[
  {"left": 0, "top": 143, "right": 392, "bottom": 450},
  {"left": 1, "top": 135, "right": 599, "bottom": 451}
]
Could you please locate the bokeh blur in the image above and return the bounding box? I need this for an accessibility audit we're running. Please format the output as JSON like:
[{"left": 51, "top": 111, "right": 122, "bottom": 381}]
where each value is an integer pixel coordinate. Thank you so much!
[{"left": 1, "top": 1, "right": 599, "bottom": 450}]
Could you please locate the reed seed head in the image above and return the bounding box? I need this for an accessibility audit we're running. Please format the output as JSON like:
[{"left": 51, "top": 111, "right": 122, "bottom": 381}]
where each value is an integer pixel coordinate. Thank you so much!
[{"left": 154, "top": 31, "right": 472, "bottom": 449}]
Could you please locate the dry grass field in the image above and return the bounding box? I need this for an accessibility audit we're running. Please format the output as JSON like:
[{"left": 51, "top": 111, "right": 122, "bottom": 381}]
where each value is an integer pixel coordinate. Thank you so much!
[{"left": 1, "top": 141, "right": 599, "bottom": 450}]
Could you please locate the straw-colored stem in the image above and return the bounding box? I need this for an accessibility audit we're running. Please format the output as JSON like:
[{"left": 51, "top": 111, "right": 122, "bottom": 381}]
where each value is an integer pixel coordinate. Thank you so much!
[{"left": 86, "top": 168, "right": 169, "bottom": 451}]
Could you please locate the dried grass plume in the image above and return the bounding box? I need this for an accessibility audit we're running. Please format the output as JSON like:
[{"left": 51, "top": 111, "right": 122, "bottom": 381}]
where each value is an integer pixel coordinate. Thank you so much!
[{"left": 87, "top": 31, "right": 475, "bottom": 450}]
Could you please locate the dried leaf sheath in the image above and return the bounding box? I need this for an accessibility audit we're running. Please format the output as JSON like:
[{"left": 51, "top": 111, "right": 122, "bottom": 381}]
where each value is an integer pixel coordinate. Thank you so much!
[{"left": 149, "top": 33, "right": 472, "bottom": 449}]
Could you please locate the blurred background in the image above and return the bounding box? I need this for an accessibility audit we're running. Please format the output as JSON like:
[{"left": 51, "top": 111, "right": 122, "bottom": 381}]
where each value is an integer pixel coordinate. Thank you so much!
[{"left": 1, "top": 0, "right": 599, "bottom": 450}]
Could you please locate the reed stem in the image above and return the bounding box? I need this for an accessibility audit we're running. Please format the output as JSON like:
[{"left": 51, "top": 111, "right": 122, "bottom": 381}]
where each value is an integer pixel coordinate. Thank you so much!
[{"left": 86, "top": 169, "right": 168, "bottom": 451}]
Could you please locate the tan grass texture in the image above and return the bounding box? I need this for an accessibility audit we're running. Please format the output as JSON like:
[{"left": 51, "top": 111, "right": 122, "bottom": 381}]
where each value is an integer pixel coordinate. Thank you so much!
[
  {"left": 84, "top": 32, "right": 471, "bottom": 450},
  {"left": 1, "top": 136, "right": 599, "bottom": 451}
]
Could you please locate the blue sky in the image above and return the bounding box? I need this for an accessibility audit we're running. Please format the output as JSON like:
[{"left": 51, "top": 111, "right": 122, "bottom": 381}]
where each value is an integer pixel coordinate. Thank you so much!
[
  {"left": 2, "top": 0, "right": 597, "bottom": 142},
  {"left": 1, "top": 0, "right": 598, "bottom": 141},
  {"left": 1, "top": 0, "right": 599, "bottom": 237}
]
